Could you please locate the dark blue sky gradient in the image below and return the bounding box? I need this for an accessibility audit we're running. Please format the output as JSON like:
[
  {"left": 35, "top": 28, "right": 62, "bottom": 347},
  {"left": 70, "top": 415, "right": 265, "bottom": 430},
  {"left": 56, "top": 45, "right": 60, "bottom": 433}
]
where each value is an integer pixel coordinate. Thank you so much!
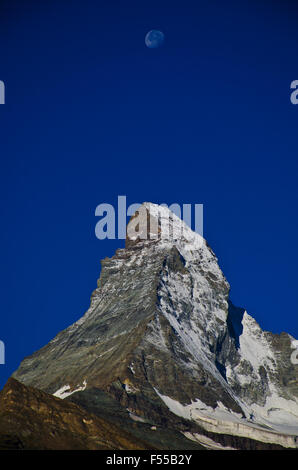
[{"left": 1, "top": 0, "right": 298, "bottom": 388}]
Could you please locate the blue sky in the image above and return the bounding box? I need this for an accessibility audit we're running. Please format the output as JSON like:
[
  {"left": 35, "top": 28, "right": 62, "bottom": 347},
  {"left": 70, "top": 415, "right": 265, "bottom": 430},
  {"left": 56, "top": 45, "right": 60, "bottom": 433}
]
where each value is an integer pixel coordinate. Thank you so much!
[{"left": 0, "top": 0, "right": 298, "bottom": 388}]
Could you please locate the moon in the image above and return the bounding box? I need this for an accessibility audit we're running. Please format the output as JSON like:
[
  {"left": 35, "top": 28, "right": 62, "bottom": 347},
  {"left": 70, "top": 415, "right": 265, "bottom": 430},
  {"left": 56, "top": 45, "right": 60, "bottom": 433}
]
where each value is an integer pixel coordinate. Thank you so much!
[{"left": 145, "top": 30, "right": 165, "bottom": 49}]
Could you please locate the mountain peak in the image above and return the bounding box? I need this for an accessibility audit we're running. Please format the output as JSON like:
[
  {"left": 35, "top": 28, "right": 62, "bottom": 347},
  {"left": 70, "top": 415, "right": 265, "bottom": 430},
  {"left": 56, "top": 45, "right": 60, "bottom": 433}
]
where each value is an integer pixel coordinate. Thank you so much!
[
  {"left": 11, "top": 202, "right": 298, "bottom": 449},
  {"left": 126, "top": 202, "right": 205, "bottom": 255}
]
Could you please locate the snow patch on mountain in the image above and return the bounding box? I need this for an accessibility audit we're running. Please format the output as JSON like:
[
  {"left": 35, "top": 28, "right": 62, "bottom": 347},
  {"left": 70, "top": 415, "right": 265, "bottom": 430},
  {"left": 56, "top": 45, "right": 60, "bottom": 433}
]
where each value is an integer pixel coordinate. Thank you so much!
[
  {"left": 154, "top": 387, "right": 298, "bottom": 448},
  {"left": 183, "top": 432, "right": 236, "bottom": 450},
  {"left": 238, "top": 312, "right": 276, "bottom": 372},
  {"left": 53, "top": 380, "right": 87, "bottom": 399}
]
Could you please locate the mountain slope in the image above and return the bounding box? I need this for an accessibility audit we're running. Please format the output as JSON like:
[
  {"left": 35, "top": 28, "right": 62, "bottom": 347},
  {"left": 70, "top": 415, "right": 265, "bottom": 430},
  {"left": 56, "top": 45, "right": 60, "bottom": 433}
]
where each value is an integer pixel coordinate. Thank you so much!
[
  {"left": 0, "top": 378, "right": 152, "bottom": 450},
  {"left": 12, "top": 203, "right": 298, "bottom": 449}
]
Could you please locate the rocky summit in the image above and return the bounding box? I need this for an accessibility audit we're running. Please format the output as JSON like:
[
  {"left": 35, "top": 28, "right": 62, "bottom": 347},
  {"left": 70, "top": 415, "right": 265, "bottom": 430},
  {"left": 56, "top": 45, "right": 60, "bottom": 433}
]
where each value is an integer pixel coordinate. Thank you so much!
[{"left": 11, "top": 202, "right": 298, "bottom": 450}]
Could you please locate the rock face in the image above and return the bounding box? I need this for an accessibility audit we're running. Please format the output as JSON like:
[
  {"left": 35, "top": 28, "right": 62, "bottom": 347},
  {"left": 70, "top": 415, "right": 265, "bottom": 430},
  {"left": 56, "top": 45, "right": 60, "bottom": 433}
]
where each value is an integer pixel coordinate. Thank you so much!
[
  {"left": 12, "top": 203, "right": 298, "bottom": 449},
  {"left": 0, "top": 378, "right": 151, "bottom": 450}
]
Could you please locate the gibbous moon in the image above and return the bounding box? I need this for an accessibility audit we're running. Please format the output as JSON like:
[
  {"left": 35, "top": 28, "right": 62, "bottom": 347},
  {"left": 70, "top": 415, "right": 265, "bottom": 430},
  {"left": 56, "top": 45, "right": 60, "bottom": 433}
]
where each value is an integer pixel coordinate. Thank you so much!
[{"left": 145, "top": 30, "right": 165, "bottom": 49}]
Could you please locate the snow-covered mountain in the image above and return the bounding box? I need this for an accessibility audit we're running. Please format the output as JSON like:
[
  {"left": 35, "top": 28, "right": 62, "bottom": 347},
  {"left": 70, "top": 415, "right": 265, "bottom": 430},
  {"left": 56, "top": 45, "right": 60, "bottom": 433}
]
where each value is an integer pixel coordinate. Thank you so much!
[{"left": 13, "top": 203, "right": 298, "bottom": 449}]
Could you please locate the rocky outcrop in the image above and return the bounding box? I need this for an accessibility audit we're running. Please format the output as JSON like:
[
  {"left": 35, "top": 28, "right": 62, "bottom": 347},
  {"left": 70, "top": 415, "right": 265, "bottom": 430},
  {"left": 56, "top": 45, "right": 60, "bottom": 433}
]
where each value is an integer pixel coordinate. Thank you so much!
[{"left": 0, "top": 378, "right": 152, "bottom": 450}]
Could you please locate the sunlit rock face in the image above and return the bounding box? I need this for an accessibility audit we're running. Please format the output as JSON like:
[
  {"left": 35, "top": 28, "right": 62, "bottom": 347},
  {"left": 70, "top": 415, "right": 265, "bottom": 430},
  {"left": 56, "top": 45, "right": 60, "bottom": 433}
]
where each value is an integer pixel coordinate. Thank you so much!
[
  {"left": 0, "top": 378, "right": 151, "bottom": 450},
  {"left": 13, "top": 203, "right": 298, "bottom": 449}
]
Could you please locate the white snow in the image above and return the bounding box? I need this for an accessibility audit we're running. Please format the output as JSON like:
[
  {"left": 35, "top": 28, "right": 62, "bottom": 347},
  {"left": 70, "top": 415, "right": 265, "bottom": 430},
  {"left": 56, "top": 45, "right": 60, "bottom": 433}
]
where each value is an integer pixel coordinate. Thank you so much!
[
  {"left": 183, "top": 432, "right": 236, "bottom": 450},
  {"left": 142, "top": 202, "right": 204, "bottom": 251},
  {"left": 53, "top": 380, "right": 87, "bottom": 399},
  {"left": 127, "top": 410, "right": 146, "bottom": 423},
  {"left": 154, "top": 388, "right": 298, "bottom": 448},
  {"left": 154, "top": 388, "right": 242, "bottom": 423},
  {"left": 124, "top": 382, "right": 138, "bottom": 394},
  {"left": 238, "top": 312, "right": 276, "bottom": 372},
  {"left": 155, "top": 252, "right": 232, "bottom": 393},
  {"left": 249, "top": 393, "right": 298, "bottom": 435}
]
